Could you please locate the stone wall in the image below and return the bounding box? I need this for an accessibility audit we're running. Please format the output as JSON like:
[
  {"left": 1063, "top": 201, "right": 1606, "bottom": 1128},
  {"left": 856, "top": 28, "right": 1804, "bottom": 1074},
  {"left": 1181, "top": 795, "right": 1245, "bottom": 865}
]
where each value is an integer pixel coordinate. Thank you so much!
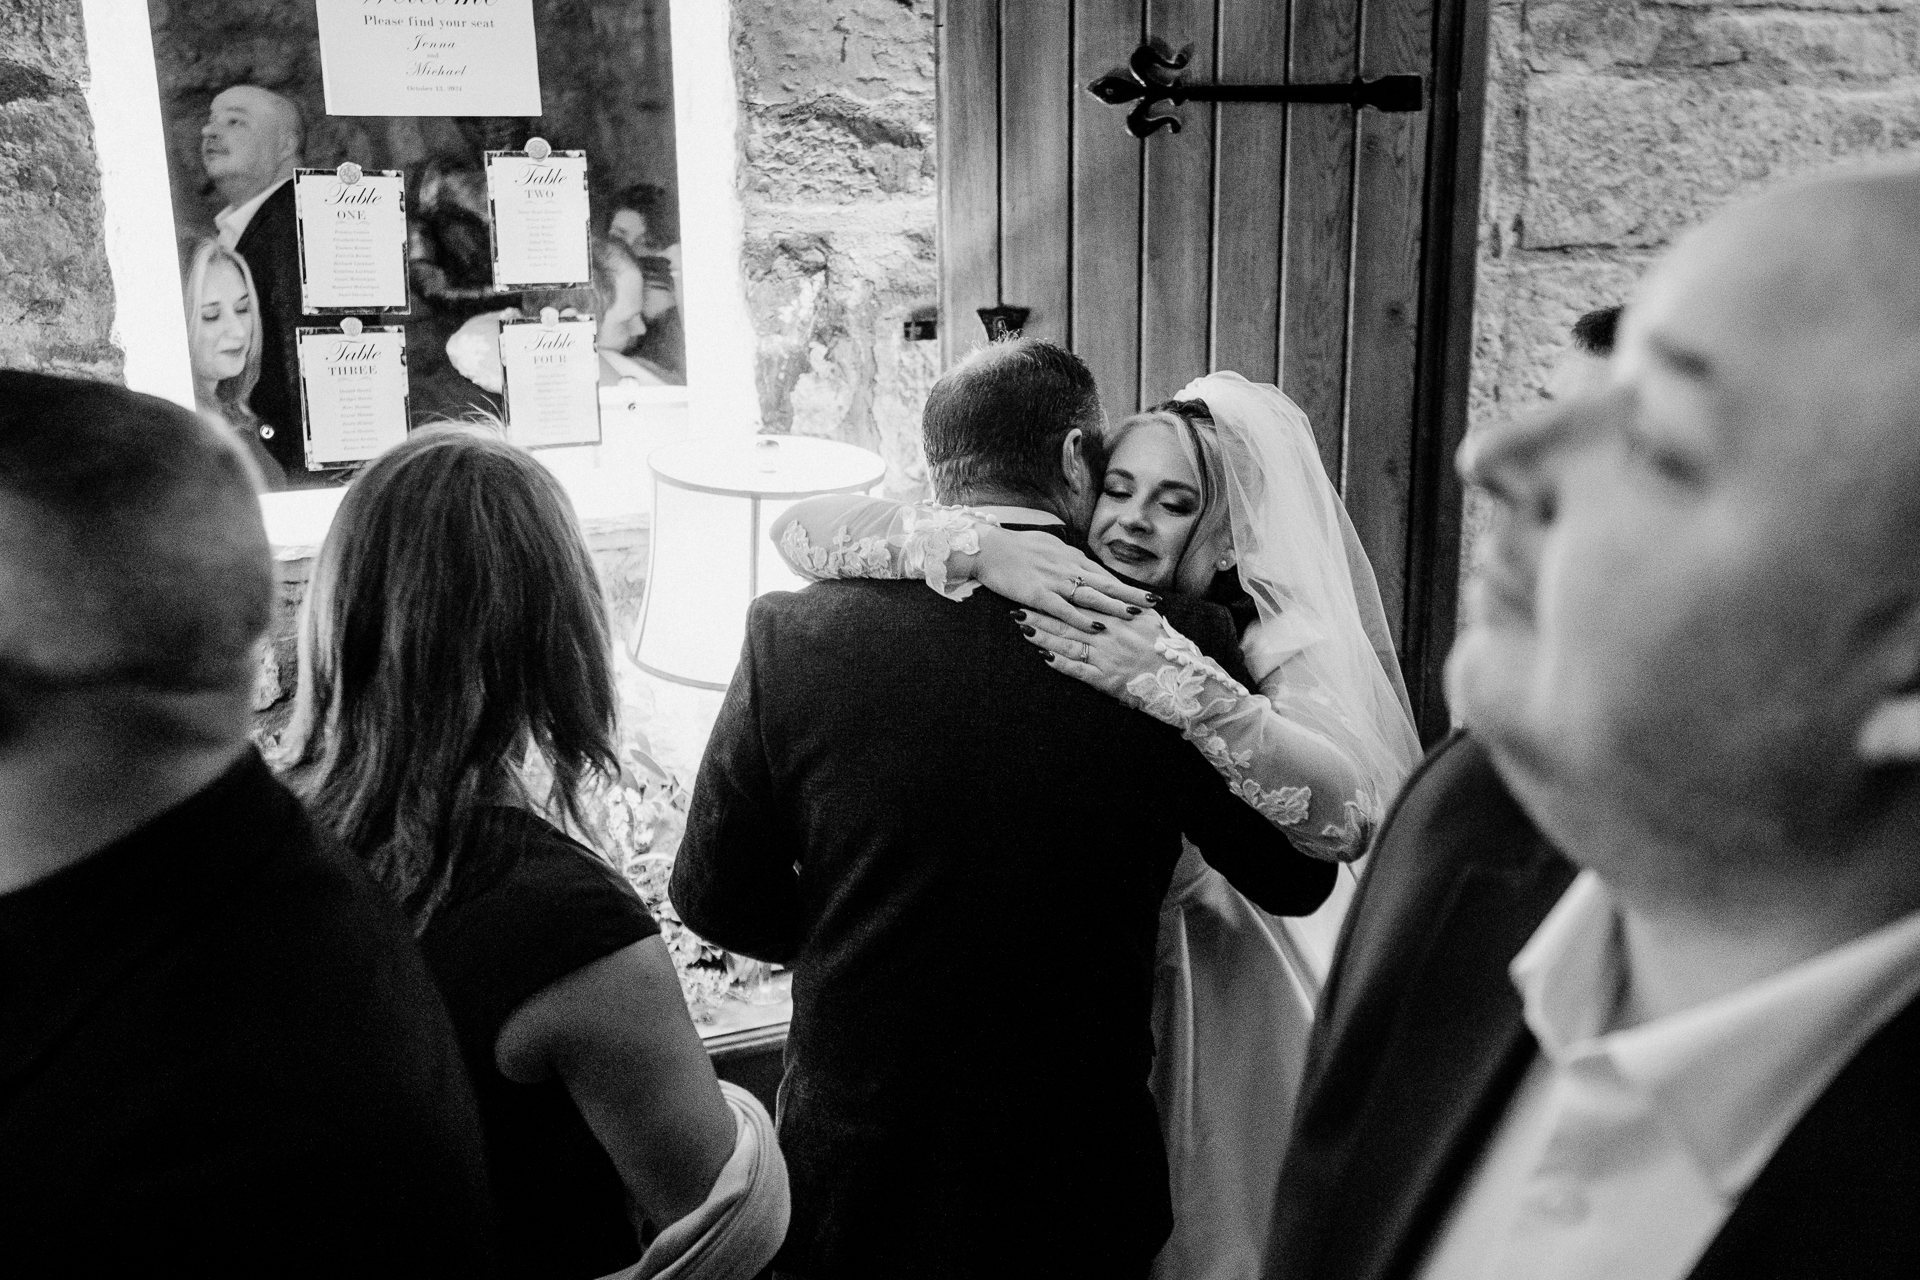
[
  {"left": 1471, "top": 0, "right": 1920, "bottom": 429},
  {"left": 0, "top": 0, "right": 119, "bottom": 381},
  {"left": 731, "top": 0, "right": 940, "bottom": 498},
  {"left": 1459, "top": 0, "right": 1920, "bottom": 611}
]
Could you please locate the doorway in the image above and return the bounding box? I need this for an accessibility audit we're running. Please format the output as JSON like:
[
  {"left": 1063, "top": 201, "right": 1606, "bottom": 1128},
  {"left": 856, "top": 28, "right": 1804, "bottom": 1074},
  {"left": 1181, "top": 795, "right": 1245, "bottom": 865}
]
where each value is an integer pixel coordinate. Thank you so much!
[{"left": 935, "top": 0, "right": 1484, "bottom": 739}]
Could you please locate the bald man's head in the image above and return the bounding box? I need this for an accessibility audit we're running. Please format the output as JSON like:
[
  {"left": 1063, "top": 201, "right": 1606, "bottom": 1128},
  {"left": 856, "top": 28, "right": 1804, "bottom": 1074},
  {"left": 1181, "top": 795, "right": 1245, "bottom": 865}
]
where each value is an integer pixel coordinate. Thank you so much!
[
  {"left": 1453, "top": 160, "right": 1920, "bottom": 877},
  {"left": 0, "top": 374, "right": 272, "bottom": 705},
  {"left": 202, "top": 86, "right": 304, "bottom": 207}
]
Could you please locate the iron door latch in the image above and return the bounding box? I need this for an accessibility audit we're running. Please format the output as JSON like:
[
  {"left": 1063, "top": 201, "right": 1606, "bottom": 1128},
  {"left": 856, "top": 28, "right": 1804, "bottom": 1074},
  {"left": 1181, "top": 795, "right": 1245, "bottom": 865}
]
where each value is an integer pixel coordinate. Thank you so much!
[{"left": 1090, "top": 38, "right": 1423, "bottom": 138}]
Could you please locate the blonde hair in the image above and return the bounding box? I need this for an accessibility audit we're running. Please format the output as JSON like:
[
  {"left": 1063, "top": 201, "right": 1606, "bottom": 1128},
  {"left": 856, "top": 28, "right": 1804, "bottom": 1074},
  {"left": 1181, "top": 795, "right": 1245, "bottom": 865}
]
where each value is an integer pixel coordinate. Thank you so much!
[{"left": 183, "top": 238, "right": 263, "bottom": 427}]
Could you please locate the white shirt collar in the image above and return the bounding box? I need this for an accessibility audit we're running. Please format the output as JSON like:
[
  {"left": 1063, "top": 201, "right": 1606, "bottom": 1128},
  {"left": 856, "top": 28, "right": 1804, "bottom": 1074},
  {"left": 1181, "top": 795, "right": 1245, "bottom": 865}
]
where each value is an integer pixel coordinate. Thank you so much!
[
  {"left": 1512, "top": 871, "right": 1920, "bottom": 1196},
  {"left": 214, "top": 177, "right": 291, "bottom": 250},
  {"left": 970, "top": 505, "right": 1063, "bottom": 528}
]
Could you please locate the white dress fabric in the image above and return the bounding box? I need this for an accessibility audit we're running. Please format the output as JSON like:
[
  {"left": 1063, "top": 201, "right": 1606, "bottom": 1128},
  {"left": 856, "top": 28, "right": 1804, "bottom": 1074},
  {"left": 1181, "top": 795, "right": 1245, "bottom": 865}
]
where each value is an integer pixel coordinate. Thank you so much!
[{"left": 1151, "top": 845, "right": 1359, "bottom": 1280}]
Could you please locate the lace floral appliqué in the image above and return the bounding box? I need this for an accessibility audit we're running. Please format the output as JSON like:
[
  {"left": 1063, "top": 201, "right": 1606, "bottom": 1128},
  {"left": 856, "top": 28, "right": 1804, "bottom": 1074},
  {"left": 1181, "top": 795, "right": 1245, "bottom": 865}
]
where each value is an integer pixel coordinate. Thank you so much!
[
  {"left": 1122, "top": 622, "right": 1319, "bottom": 831},
  {"left": 892, "top": 505, "right": 984, "bottom": 601},
  {"left": 778, "top": 520, "right": 895, "bottom": 580}
]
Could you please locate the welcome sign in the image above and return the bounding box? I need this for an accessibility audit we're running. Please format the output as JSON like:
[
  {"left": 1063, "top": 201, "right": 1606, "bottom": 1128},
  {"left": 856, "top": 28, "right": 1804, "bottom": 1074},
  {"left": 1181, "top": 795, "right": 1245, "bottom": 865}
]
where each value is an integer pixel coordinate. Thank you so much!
[{"left": 315, "top": 0, "right": 543, "bottom": 117}]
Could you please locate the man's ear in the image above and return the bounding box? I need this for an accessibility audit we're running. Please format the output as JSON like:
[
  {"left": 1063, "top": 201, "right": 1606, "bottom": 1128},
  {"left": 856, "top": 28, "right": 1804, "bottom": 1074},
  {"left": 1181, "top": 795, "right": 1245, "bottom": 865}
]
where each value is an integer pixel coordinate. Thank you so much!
[{"left": 1059, "top": 428, "right": 1092, "bottom": 496}]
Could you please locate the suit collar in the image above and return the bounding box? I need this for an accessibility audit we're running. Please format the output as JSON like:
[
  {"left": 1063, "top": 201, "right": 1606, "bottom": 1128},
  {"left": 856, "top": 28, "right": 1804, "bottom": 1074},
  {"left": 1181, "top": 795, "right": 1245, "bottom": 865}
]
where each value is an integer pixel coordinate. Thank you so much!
[{"left": 216, "top": 176, "right": 291, "bottom": 250}]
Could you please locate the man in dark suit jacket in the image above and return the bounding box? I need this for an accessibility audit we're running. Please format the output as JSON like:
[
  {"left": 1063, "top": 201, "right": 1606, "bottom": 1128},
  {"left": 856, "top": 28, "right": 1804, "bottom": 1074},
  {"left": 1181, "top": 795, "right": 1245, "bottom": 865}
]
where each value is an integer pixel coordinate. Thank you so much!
[
  {"left": 203, "top": 85, "right": 355, "bottom": 487},
  {"left": 1268, "top": 167, "right": 1920, "bottom": 1280},
  {"left": 0, "top": 374, "right": 499, "bottom": 1274},
  {"left": 672, "top": 339, "right": 1334, "bottom": 1280}
]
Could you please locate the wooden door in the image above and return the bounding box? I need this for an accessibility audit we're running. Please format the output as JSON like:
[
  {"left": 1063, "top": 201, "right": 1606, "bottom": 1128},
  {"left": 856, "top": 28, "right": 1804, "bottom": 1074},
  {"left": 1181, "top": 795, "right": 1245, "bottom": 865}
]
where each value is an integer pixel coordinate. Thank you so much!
[{"left": 936, "top": 0, "right": 1481, "bottom": 739}]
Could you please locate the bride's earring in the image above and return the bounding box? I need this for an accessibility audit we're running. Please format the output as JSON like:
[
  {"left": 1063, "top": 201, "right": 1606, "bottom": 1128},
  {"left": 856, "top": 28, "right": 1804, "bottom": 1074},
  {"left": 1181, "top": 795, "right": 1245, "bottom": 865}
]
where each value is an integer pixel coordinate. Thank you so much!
[{"left": 1217, "top": 555, "right": 1234, "bottom": 571}]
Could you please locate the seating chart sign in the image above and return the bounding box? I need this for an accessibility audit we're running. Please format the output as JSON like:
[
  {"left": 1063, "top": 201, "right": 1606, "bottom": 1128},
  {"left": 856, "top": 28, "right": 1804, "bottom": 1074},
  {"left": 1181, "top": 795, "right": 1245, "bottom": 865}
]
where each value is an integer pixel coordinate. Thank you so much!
[
  {"left": 486, "top": 149, "right": 591, "bottom": 289},
  {"left": 294, "top": 167, "right": 409, "bottom": 313},
  {"left": 500, "top": 315, "right": 602, "bottom": 449},
  {"left": 315, "top": 0, "right": 542, "bottom": 117},
  {"left": 296, "top": 326, "right": 410, "bottom": 469}
]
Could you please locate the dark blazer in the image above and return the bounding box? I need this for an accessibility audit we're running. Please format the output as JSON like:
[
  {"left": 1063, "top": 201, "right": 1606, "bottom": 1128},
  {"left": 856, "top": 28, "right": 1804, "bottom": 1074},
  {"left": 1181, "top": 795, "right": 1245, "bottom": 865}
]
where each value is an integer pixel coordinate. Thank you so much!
[
  {"left": 0, "top": 749, "right": 499, "bottom": 1275},
  {"left": 234, "top": 180, "right": 306, "bottom": 476},
  {"left": 673, "top": 555, "right": 1335, "bottom": 1280},
  {"left": 1268, "top": 731, "right": 1920, "bottom": 1280},
  {"left": 234, "top": 182, "right": 361, "bottom": 488}
]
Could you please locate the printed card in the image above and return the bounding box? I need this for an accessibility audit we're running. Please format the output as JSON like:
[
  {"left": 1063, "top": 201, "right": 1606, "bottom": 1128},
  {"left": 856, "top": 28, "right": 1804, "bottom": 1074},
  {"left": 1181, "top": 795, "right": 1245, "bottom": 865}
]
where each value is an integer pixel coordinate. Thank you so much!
[
  {"left": 486, "top": 149, "right": 591, "bottom": 289},
  {"left": 294, "top": 168, "right": 409, "bottom": 313},
  {"left": 500, "top": 316, "right": 602, "bottom": 449},
  {"left": 296, "top": 326, "right": 410, "bottom": 469},
  {"left": 316, "top": 0, "right": 542, "bottom": 117}
]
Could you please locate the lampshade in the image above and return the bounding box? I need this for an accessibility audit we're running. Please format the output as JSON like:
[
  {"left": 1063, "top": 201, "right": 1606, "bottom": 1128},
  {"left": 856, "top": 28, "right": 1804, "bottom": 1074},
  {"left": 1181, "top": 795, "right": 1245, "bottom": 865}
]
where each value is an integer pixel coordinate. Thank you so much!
[{"left": 633, "top": 434, "right": 888, "bottom": 689}]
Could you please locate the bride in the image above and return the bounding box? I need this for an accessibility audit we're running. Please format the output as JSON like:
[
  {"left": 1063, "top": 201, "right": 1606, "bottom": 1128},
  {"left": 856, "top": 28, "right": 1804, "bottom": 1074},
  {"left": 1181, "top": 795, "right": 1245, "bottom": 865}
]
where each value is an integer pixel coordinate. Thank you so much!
[{"left": 769, "top": 371, "right": 1420, "bottom": 1278}]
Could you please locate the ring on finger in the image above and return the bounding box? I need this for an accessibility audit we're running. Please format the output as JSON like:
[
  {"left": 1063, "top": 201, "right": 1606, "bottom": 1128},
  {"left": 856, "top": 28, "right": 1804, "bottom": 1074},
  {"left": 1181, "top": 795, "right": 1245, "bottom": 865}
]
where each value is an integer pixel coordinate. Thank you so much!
[{"left": 1068, "top": 575, "right": 1085, "bottom": 602}]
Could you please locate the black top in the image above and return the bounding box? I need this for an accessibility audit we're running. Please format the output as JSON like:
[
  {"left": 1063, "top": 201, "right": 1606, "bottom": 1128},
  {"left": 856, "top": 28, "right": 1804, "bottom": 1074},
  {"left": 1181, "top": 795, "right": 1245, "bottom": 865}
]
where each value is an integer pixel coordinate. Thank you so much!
[
  {"left": 1270, "top": 731, "right": 1920, "bottom": 1280},
  {"left": 671, "top": 531, "right": 1335, "bottom": 1280},
  {"left": 0, "top": 750, "right": 498, "bottom": 1277},
  {"left": 420, "top": 806, "right": 661, "bottom": 1280}
]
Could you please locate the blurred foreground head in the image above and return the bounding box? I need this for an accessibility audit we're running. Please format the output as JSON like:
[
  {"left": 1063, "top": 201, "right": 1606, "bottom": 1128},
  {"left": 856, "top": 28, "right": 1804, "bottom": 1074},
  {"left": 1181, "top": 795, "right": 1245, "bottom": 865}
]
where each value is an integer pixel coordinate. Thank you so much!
[
  {"left": 0, "top": 373, "right": 270, "bottom": 748},
  {"left": 1453, "top": 162, "right": 1920, "bottom": 898}
]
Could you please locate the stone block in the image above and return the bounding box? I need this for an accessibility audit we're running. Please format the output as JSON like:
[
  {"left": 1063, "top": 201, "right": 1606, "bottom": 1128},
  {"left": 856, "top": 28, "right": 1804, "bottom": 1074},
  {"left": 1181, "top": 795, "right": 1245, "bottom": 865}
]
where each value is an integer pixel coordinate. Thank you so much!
[
  {"left": 1521, "top": 75, "right": 1920, "bottom": 248},
  {"left": 742, "top": 94, "right": 934, "bottom": 205},
  {"left": 1467, "top": 253, "right": 1647, "bottom": 429},
  {"left": 0, "top": 0, "right": 88, "bottom": 84},
  {"left": 0, "top": 89, "right": 118, "bottom": 379},
  {"left": 732, "top": 0, "right": 935, "bottom": 106},
  {"left": 1657, "top": 0, "right": 1910, "bottom": 11},
  {"left": 1699, "top": 12, "right": 1919, "bottom": 83}
]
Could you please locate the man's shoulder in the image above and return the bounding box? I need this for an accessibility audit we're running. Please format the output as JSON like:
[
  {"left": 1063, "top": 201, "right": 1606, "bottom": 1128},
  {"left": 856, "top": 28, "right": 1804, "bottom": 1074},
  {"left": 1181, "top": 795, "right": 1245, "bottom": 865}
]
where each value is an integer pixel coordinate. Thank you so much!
[
  {"left": 1373, "top": 730, "right": 1542, "bottom": 872},
  {"left": 235, "top": 182, "right": 300, "bottom": 254}
]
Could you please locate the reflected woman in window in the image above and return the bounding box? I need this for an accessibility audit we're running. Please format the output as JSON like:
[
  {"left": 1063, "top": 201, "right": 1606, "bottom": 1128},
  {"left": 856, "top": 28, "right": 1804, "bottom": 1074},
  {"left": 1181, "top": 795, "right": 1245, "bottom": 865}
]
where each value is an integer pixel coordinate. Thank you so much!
[
  {"left": 277, "top": 425, "right": 787, "bottom": 1279},
  {"left": 183, "top": 237, "right": 284, "bottom": 488}
]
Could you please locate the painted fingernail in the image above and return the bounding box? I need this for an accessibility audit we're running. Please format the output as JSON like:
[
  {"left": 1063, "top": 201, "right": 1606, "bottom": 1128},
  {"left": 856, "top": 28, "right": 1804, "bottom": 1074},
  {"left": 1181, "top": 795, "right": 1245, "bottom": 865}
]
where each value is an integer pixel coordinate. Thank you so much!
[
  {"left": 1042, "top": 652, "right": 1055, "bottom": 662},
  {"left": 1146, "top": 594, "right": 1162, "bottom": 605},
  {"left": 1090, "top": 621, "right": 1107, "bottom": 632},
  {"left": 1126, "top": 606, "right": 1142, "bottom": 616},
  {"left": 1019, "top": 624, "right": 1036, "bottom": 636},
  {"left": 1009, "top": 609, "right": 1026, "bottom": 621}
]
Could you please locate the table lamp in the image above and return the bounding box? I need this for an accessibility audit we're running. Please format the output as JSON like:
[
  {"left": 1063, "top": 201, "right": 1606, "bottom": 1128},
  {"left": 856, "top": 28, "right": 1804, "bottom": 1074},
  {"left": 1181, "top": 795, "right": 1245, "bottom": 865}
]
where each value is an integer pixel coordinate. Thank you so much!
[{"left": 632, "top": 433, "right": 887, "bottom": 689}]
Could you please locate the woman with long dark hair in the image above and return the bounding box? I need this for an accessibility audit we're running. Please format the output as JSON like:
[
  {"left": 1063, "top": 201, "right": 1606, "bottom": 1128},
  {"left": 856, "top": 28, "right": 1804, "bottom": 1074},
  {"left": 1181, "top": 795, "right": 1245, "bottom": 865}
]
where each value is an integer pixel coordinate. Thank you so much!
[{"left": 279, "top": 424, "right": 786, "bottom": 1279}]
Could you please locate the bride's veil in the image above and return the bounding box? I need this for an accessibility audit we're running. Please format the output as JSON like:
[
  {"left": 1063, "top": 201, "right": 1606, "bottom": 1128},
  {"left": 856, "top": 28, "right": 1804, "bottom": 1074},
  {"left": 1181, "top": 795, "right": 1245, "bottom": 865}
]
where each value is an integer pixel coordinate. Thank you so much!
[{"left": 1174, "top": 371, "right": 1423, "bottom": 805}]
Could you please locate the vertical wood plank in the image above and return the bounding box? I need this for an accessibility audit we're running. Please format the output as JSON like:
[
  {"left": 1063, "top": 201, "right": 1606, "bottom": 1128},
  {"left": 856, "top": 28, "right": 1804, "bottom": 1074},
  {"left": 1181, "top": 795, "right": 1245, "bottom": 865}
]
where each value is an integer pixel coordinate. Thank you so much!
[
  {"left": 1139, "top": 0, "right": 1217, "bottom": 406},
  {"left": 937, "top": 0, "right": 1002, "bottom": 369},
  {"left": 1072, "top": 0, "right": 1145, "bottom": 414},
  {"left": 1279, "top": 0, "right": 1359, "bottom": 488},
  {"left": 1344, "top": 0, "right": 1432, "bottom": 644},
  {"left": 1209, "top": 0, "right": 1288, "bottom": 384},
  {"left": 1000, "top": 0, "right": 1075, "bottom": 347}
]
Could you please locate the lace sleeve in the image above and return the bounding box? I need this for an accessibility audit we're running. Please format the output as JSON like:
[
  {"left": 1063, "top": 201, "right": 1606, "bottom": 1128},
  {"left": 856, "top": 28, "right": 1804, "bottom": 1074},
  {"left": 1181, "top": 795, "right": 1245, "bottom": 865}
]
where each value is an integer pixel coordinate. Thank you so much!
[
  {"left": 770, "top": 495, "right": 987, "bottom": 600},
  {"left": 1120, "top": 620, "right": 1384, "bottom": 861}
]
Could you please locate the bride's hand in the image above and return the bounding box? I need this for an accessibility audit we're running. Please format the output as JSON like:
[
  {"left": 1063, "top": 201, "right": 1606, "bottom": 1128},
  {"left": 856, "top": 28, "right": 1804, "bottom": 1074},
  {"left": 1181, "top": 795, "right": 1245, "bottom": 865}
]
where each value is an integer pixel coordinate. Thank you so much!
[
  {"left": 1013, "top": 606, "right": 1166, "bottom": 700},
  {"left": 969, "top": 524, "right": 1155, "bottom": 629}
]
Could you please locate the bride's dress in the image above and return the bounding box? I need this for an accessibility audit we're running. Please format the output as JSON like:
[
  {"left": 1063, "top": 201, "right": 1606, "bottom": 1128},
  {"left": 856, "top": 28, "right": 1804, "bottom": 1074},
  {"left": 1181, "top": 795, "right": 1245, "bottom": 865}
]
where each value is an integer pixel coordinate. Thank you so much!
[{"left": 1153, "top": 844, "right": 1358, "bottom": 1279}]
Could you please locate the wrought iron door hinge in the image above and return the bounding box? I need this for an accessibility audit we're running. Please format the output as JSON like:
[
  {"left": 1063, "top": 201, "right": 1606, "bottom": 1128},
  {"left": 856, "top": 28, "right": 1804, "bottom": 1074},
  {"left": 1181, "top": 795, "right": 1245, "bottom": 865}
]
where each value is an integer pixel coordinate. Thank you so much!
[{"left": 1089, "top": 38, "right": 1423, "bottom": 138}]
